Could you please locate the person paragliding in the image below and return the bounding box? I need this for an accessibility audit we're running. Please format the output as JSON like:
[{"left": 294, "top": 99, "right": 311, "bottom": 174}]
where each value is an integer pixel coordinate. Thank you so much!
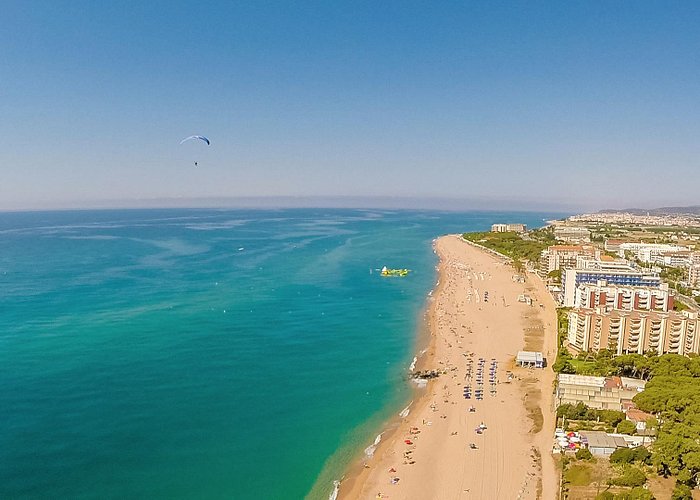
[{"left": 180, "top": 135, "right": 210, "bottom": 166}]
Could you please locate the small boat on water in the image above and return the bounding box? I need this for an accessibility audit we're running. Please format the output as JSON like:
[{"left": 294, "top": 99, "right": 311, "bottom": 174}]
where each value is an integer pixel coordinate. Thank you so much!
[{"left": 380, "top": 266, "right": 411, "bottom": 277}]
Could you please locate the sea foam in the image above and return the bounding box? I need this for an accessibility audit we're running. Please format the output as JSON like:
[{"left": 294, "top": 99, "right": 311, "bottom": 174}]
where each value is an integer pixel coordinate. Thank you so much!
[
  {"left": 364, "top": 433, "right": 383, "bottom": 457},
  {"left": 328, "top": 480, "right": 340, "bottom": 500}
]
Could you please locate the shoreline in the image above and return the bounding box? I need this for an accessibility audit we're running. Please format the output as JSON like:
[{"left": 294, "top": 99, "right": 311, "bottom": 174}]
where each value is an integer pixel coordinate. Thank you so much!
[
  {"left": 335, "top": 234, "right": 559, "bottom": 499},
  {"left": 327, "top": 252, "right": 447, "bottom": 499},
  {"left": 306, "top": 260, "right": 442, "bottom": 500}
]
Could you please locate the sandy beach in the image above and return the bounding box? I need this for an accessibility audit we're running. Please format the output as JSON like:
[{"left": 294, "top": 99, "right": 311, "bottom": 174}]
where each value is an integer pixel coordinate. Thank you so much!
[{"left": 338, "top": 234, "right": 559, "bottom": 500}]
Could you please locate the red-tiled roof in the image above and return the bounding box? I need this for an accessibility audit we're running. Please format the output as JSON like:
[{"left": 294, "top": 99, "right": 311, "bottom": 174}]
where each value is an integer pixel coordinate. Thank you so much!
[
  {"left": 626, "top": 408, "right": 654, "bottom": 423},
  {"left": 604, "top": 376, "right": 622, "bottom": 389}
]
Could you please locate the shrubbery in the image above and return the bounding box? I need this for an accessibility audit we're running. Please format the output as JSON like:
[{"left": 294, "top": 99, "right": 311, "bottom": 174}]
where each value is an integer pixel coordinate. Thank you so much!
[
  {"left": 462, "top": 231, "right": 549, "bottom": 263},
  {"left": 610, "top": 466, "right": 647, "bottom": 487},
  {"left": 609, "top": 446, "right": 651, "bottom": 465},
  {"left": 553, "top": 351, "right": 700, "bottom": 486},
  {"left": 616, "top": 420, "right": 637, "bottom": 435},
  {"left": 596, "top": 487, "right": 654, "bottom": 500},
  {"left": 556, "top": 402, "right": 625, "bottom": 426},
  {"left": 671, "top": 483, "right": 692, "bottom": 500}
]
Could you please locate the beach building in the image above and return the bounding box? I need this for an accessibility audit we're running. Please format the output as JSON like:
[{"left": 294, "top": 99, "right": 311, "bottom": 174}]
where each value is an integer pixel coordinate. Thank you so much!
[
  {"left": 573, "top": 281, "right": 673, "bottom": 312},
  {"left": 562, "top": 264, "right": 662, "bottom": 307},
  {"left": 556, "top": 374, "right": 645, "bottom": 411},
  {"left": 516, "top": 351, "right": 544, "bottom": 368},
  {"left": 554, "top": 226, "right": 591, "bottom": 244},
  {"left": 567, "top": 308, "right": 700, "bottom": 356},
  {"left": 491, "top": 223, "right": 527, "bottom": 233},
  {"left": 579, "top": 431, "right": 628, "bottom": 457}
]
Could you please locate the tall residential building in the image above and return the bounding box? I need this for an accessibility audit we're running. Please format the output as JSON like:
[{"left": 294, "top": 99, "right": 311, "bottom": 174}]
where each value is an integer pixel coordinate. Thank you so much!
[
  {"left": 554, "top": 226, "right": 591, "bottom": 243},
  {"left": 562, "top": 264, "right": 662, "bottom": 307},
  {"left": 539, "top": 245, "right": 596, "bottom": 274},
  {"left": 567, "top": 308, "right": 700, "bottom": 356},
  {"left": 692, "top": 253, "right": 700, "bottom": 266},
  {"left": 689, "top": 265, "right": 700, "bottom": 287},
  {"left": 491, "top": 223, "right": 527, "bottom": 233},
  {"left": 574, "top": 281, "right": 673, "bottom": 312}
]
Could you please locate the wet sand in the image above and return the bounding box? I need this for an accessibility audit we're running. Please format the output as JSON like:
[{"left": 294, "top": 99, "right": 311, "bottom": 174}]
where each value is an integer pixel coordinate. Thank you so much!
[{"left": 338, "top": 234, "right": 559, "bottom": 500}]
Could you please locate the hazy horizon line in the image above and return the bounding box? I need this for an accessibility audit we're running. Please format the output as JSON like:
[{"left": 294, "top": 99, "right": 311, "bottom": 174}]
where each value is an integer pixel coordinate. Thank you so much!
[
  {"left": 0, "top": 195, "right": 588, "bottom": 214},
  {"left": 5, "top": 195, "right": 696, "bottom": 215}
]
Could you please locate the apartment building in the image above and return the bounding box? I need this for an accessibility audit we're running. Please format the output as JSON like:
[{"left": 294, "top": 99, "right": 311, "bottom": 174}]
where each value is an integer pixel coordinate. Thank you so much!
[
  {"left": 692, "top": 253, "right": 700, "bottom": 266},
  {"left": 604, "top": 239, "right": 626, "bottom": 253},
  {"left": 539, "top": 245, "right": 596, "bottom": 274},
  {"left": 554, "top": 226, "right": 591, "bottom": 244},
  {"left": 618, "top": 242, "right": 691, "bottom": 266},
  {"left": 567, "top": 308, "right": 700, "bottom": 356},
  {"left": 573, "top": 281, "right": 673, "bottom": 312},
  {"left": 689, "top": 265, "right": 700, "bottom": 287},
  {"left": 562, "top": 263, "right": 662, "bottom": 307},
  {"left": 491, "top": 223, "right": 527, "bottom": 233}
]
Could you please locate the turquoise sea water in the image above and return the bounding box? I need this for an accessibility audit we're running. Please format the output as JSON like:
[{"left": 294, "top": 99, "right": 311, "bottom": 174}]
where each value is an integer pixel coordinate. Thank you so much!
[{"left": 0, "top": 208, "right": 561, "bottom": 499}]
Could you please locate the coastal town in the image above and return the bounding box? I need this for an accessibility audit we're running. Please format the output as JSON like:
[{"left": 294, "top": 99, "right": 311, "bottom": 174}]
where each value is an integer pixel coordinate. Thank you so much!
[
  {"left": 472, "top": 210, "right": 700, "bottom": 499},
  {"left": 7, "top": 3, "right": 700, "bottom": 499},
  {"left": 343, "top": 208, "right": 700, "bottom": 500}
]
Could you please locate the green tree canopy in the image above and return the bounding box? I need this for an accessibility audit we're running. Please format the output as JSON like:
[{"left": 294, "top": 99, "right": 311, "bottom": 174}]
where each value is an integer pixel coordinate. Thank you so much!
[{"left": 616, "top": 420, "right": 637, "bottom": 435}]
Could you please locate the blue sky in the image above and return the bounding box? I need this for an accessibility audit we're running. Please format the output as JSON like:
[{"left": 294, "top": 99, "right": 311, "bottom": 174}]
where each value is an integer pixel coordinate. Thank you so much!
[{"left": 2, "top": 1, "right": 699, "bottom": 210}]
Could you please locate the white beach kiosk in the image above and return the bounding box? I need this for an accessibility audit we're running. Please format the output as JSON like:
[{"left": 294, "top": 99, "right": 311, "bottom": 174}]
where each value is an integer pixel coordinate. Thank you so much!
[{"left": 516, "top": 351, "right": 544, "bottom": 368}]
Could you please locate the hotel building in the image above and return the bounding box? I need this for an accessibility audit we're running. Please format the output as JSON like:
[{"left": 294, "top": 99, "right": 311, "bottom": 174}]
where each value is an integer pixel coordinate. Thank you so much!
[
  {"left": 562, "top": 262, "right": 662, "bottom": 307},
  {"left": 573, "top": 281, "right": 673, "bottom": 312},
  {"left": 491, "top": 223, "right": 527, "bottom": 233},
  {"left": 554, "top": 226, "right": 591, "bottom": 244}
]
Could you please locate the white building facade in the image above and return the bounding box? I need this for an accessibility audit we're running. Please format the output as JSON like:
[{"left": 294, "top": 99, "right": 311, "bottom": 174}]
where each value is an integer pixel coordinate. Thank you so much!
[
  {"left": 618, "top": 242, "right": 691, "bottom": 266},
  {"left": 573, "top": 281, "right": 672, "bottom": 312}
]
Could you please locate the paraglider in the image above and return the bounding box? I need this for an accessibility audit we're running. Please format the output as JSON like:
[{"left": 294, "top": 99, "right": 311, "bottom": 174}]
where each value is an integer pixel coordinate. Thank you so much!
[
  {"left": 180, "top": 135, "right": 210, "bottom": 166},
  {"left": 180, "top": 135, "right": 210, "bottom": 145}
]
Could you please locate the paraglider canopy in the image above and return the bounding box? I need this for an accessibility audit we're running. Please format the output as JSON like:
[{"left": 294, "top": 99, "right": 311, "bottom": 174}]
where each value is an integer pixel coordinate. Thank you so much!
[{"left": 180, "top": 135, "right": 210, "bottom": 145}]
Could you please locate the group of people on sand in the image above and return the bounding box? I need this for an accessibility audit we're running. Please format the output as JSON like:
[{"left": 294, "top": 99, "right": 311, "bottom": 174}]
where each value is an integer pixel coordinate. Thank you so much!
[{"left": 357, "top": 238, "right": 549, "bottom": 499}]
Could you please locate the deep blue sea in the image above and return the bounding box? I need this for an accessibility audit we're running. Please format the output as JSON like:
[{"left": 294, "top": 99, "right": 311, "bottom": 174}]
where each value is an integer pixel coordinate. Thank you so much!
[{"left": 0, "top": 208, "right": 562, "bottom": 499}]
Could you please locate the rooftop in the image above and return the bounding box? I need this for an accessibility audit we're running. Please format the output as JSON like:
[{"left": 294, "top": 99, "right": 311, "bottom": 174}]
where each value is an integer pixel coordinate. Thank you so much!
[
  {"left": 604, "top": 376, "right": 622, "bottom": 389},
  {"left": 626, "top": 408, "right": 654, "bottom": 423},
  {"left": 516, "top": 351, "right": 543, "bottom": 363},
  {"left": 558, "top": 373, "right": 606, "bottom": 388},
  {"left": 580, "top": 431, "right": 628, "bottom": 449}
]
